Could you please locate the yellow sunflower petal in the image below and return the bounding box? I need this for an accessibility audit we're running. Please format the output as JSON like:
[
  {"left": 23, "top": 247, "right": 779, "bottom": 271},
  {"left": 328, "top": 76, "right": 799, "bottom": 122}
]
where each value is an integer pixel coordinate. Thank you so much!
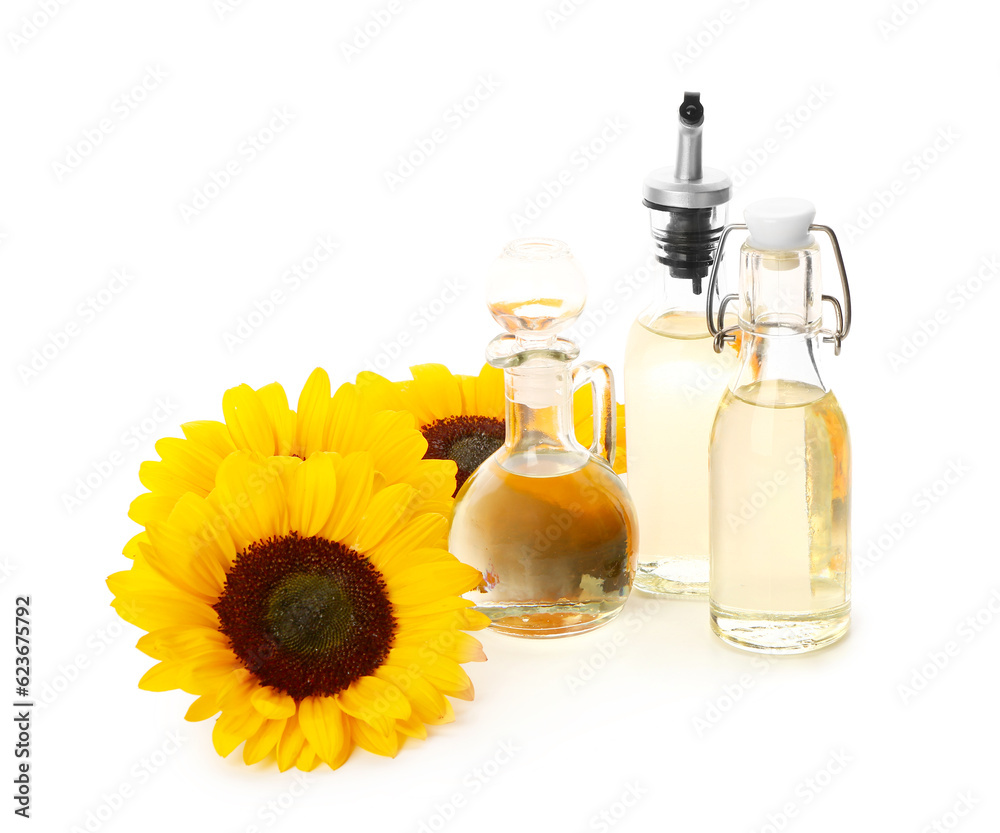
[
  {"left": 136, "top": 626, "right": 228, "bottom": 661},
  {"left": 186, "top": 650, "right": 243, "bottom": 692},
  {"left": 138, "top": 661, "right": 187, "bottom": 692},
  {"left": 319, "top": 452, "right": 374, "bottom": 541},
  {"left": 185, "top": 694, "right": 221, "bottom": 722},
  {"left": 213, "top": 704, "right": 266, "bottom": 758},
  {"left": 209, "top": 452, "right": 290, "bottom": 549},
  {"left": 368, "top": 517, "right": 452, "bottom": 572},
  {"left": 128, "top": 493, "right": 177, "bottom": 528},
  {"left": 108, "top": 554, "right": 220, "bottom": 632},
  {"left": 325, "top": 382, "right": 369, "bottom": 456},
  {"left": 375, "top": 665, "right": 453, "bottom": 726},
  {"left": 277, "top": 715, "right": 307, "bottom": 773},
  {"left": 242, "top": 717, "right": 286, "bottom": 765},
  {"left": 295, "top": 368, "right": 332, "bottom": 458},
  {"left": 357, "top": 410, "right": 428, "bottom": 485},
  {"left": 223, "top": 384, "right": 280, "bottom": 456},
  {"left": 350, "top": 718, "right": 400, "bottom": 758},
  {"left": 354, "top": 371, "right": 407, "bottom": 412},
  {"left": 297, "top": 696, "right": 348, "bottom": 767},
  {"left": 283, "top": 453, "right": 337, "bottom": 537},
  {"left": 474, "top": 363, "right": 505, "bottom": 420},
  {"left": 386, "top": 560, "right": 485, "bottom": 605},
  {"left": 143, "top": 491, "right": 235, "bottom": 600},
  {"left": 393, "top": 629, "right": 487, "bottom": 664},
  {"left": 387, "top": 647, "right": 475, "bottom": 701},
  {"left": 255, "top": 382, "right": 296, "bottom": 457},
  {"left": 407, "top": 364, "right": 464, "bottom": 422},
  {"left": 250, "top": 686, "right": 297, "bottom": 720},
  {"left": 337, "top": 675, "right": 411, "bottom": 727},
  {"left": 181, "top": 419, "right": 239, "bottom": 458},
  {"left": 351, "top": 483, "right": 422, "bottom": 553},
  {"left": 295, "top": 746, "right": 323, "bottom": 771},
  {"left": 395, "top": 712, "right": 428, "bottom": 740}
]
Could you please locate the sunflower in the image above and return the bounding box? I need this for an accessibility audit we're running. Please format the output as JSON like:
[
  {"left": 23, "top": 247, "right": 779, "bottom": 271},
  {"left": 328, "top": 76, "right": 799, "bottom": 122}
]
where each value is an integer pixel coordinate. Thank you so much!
[
  {"left": 108, "top": 451, "right": 488, "bottom": 770},
  {"left": 355, "top": 363, "right": 628, "bottom": 495},
  {"left": 123, "top": 368, "right": 457, "bottom": 559}
]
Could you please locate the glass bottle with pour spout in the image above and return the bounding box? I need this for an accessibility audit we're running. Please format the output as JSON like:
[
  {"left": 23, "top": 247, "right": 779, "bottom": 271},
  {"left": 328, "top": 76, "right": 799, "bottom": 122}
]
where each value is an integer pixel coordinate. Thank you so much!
[
  {"left": 624, "top": 91, "right": 738, "bottom": 597},
  {"left": 449, "top": 238, "right": 637, "bottom": 638},
  {"left": 707, "top": 198, "right": 853, "bottom": 653}
]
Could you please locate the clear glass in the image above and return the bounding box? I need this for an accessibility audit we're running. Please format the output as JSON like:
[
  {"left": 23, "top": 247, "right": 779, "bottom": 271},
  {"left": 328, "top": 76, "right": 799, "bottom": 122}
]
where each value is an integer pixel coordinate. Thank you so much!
[
  {"left": 451, "top": 357, "right": 637, "bottom": 638},
  {"left": 625, "top": 255, "right": 738, "bottom": 597},
  {"left": 709, "top": 241, "right": 851, "bottom": 653}
]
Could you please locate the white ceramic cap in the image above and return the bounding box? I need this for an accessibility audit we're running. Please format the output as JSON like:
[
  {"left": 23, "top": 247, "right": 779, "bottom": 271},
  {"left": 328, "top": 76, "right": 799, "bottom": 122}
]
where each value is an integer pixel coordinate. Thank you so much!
[{"left": 744, "top": 197, "right": 816, "bottom": 250}]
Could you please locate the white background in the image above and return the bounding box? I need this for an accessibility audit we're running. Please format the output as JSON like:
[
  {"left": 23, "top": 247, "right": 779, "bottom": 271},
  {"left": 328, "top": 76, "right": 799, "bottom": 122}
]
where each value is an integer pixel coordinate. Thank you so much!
[{"left": 3, "top": 0, "right": 998, "bottom": 831}]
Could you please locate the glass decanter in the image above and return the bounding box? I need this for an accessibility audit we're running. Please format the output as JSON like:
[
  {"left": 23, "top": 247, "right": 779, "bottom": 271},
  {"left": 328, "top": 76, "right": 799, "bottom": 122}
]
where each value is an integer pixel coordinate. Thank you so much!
[
  {"left": 706, "top": 198, "right": 853, "bottom": 653},
  {"left": 449, "top": 238, "right": 637, "bottom": 638}
]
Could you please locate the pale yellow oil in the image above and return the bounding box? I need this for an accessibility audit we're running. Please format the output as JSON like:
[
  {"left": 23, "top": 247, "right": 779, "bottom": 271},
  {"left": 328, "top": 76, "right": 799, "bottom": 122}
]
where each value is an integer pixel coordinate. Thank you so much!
[
  {"left": 450, "top": 454, "right": 637, "bottom": 637},
  {"left": 709, "top": 379, "right": 850, "bottom": 653},
  {"left": 624, "top": 310, "right": 739, "bottom": 595}
]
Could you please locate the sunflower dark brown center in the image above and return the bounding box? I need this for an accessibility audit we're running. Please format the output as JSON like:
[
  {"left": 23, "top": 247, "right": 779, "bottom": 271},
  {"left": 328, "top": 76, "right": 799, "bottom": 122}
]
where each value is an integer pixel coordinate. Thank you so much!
[
  {"left": 213, "top": 532, "right": 395, "bottom": 701},
  {"left": 421, "top": 415, "right": 505, "bottom": 495}
]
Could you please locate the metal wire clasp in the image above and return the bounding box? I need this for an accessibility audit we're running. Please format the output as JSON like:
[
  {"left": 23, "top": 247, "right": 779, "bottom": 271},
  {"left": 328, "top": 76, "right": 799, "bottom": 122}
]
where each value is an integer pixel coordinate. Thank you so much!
[{"left": 705, "top": 223, "right": 852, "bottom": 355}]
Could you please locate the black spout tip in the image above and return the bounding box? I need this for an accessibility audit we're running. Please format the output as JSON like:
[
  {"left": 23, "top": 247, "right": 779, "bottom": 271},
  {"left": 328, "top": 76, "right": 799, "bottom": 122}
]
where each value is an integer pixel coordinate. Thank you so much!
[{"left": 680, "top": 92, "right": 704, "bottom": 126}]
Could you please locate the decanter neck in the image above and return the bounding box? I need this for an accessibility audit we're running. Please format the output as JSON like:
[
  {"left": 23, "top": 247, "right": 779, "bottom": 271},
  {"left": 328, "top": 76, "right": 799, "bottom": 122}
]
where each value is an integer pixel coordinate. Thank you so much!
[{"left": 503, "top": 358, "right": 579, "bottom": 457}]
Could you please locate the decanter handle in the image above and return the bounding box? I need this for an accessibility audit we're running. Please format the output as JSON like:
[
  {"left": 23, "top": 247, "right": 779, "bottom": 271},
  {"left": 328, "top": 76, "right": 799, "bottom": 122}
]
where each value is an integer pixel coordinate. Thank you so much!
[{"left": 572, "top": 360, "right": 617, "bottom": 467}]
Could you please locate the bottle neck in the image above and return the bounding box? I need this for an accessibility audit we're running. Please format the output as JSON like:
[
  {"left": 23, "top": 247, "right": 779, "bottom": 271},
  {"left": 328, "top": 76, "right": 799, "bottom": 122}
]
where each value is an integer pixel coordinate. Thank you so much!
[
  {"left": 731, "top": 332, "right": 827, "bottom": 393},
  {"left": 732, "top": 241, "right": 827, "bottom": 394},
  {"left": 657, "top": 268, "right": 706, "bottom": 313},
  {"left": 502, "top": 358, "right": 587, "bottom": 470}
]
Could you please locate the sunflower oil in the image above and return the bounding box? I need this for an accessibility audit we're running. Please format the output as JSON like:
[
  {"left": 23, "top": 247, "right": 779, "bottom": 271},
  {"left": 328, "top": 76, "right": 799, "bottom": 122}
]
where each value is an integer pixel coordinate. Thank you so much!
[
  {"left": 451, "top": 452, "right": 635, "bottom": 637},
  {"left": 709, "top": 380, "right": 850, "bottom": 652},
  {"left": 625, "top": 309, "right": 737, "bottom": 595}
]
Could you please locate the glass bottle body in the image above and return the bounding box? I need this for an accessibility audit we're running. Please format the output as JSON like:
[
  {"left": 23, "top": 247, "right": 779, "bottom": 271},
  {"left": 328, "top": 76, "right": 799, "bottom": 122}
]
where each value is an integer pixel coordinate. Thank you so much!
[
  {"left": 708, "top": 242, "right": 851, "bottom": 652},
  {"left": 451, "top": 359, "right": 637, "bottom": 637},
  {"left": 625, "top": 269, "right": 737, "bottom": 596}
]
